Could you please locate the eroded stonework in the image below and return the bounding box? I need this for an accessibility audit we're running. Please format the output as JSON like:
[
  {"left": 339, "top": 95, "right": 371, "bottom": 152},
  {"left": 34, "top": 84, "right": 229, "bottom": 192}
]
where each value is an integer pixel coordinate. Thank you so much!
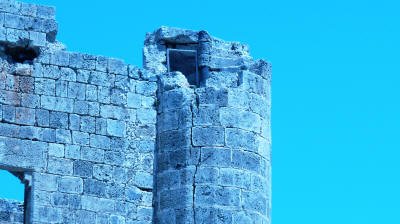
[{"left": 0, "top": 0, "right": 271, "bottom": 223}]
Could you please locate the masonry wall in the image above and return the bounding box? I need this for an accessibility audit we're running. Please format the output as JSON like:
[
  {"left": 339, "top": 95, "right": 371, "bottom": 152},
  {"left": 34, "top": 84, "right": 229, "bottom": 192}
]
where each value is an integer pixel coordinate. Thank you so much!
[
  {"left": 0, "top": 0, "right": 156, "bottom": 223},
  {"left": 0, "top": 0, "right": 271, "bottom": 223}
]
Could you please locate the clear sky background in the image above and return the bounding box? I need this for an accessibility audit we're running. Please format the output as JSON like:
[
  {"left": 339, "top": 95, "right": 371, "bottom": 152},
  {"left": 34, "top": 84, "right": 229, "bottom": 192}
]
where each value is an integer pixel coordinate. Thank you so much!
[{"left": 1, "top": 0, "right": 400, "bottom": 223}]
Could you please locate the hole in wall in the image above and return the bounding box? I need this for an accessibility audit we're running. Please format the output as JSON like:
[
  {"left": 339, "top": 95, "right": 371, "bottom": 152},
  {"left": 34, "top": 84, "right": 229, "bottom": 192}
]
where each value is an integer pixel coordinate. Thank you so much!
[
  {"left": 0, "top": 169, "right": 30, "bottom": 224},
  {"left": 0, "top": 41, "right": 40, "bottom": 64},
  {"left": 167, "top": 49, "right": 199, "bottom": 86}
]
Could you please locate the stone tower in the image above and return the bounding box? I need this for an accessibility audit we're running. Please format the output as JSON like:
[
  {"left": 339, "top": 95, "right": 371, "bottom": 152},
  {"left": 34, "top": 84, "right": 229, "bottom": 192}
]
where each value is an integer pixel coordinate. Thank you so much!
[{"left": 0, "top": 0, "right": 271, "bottom": 223}]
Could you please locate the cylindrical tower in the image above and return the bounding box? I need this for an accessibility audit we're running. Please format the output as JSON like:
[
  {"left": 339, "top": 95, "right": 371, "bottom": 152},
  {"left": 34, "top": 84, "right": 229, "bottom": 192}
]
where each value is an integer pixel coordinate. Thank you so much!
[{"left": 147, "top": 27, "right": 271, "bottom": 224}]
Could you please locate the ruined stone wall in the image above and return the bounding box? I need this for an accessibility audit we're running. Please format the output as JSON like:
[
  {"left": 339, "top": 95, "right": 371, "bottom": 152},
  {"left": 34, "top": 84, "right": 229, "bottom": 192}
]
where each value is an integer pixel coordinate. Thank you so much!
[
  {"left": 0, "top": 0, "right": 271, "bottom": 223},
  {"left": 0, "top": 199, "right": 24, "bottom": 224},
  {"left": 0, "top": 0, "right": 155, "bottom": 223}
]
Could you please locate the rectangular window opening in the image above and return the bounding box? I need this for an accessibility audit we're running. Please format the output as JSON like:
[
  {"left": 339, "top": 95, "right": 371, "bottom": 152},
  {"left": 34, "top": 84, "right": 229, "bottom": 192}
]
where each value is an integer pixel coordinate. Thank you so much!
[{"left": 167, "top": 49, "right": 199, "bottom": 87}]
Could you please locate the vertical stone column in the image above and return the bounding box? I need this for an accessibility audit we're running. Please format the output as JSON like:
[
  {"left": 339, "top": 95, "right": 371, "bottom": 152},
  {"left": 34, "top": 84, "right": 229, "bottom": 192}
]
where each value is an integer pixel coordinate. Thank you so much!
[
  {"left": 197, "top": 31, "right": 212, "bottom": 87},
  {"left": 154, "top": 72, "right": 198, "bottom": 223}
]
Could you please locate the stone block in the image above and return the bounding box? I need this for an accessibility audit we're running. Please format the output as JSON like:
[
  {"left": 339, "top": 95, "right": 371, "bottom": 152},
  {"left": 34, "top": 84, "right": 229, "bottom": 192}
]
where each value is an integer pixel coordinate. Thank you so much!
[
  {"left": 227, "top": 88, "right": 249, "bottom": 109},
  {"left": 55, "top": 80, "right": 68, "bottom": 97},
  {"left": 89, "top": 71, "right": 115, "bottom": 87},
  {"left": 76, "top": 210, "right": 96, "bottom": 224},
  {"left": 83, "top": 179, "right": 106, "bottom": 197},
  {"left": 249, "top": 93, "right": 268, "bottom": 117},
  {"left": 196, "top": 87, "right": 228, "bottom": 106},
  {"left": 231, "top": 150, "right": 260, "bottom": 173},
  {"left": 55, "top": 129, "right": 71, "bottom": 144},
  {"left": 201, "top": 147, "right": 231, "bottom": 167},
  {"left": 4, "top": 14, "right": 25, "bottom": 29},
  {"left": 112, "top": 167, "right": 128, "bottom": 184},
  {"left": 88, "top": 102, "right": 100, "bottom": 116},
  {"left": 0, "top": 26, "right": 5, "bottom": 41},
  {"left": 19, "top": 126, "right": 40, "bottom": 140},
  {"left": 73, "top": 160, "right": 93, "bottom": 178},
  {"left": 48, "top": 143, "right": 64, "bottom": 157},
  {"left": 111, "top": 88, "right": 127, "bottom": 105},
  {"left": 98, "top": 86, "right": 111, "bottom": 103},
  {"left": 15, "top": 107, "right": 35, "bottom": 125},
  {"left": 219, "top": 168, "right": 251, "bottom": 189},
  {"left": 136, "top": 108, "right": 156, "bottom": 124},
  {"left": 225, "top": 128, "right": 257, "bottom": 152},
  {"left": 21, "top": 93, "right": 40, "bottom": 108},
  {"left": 69, "top": 114, "right": 80, "bottom": 130},
  {"left": 0, "top": 89, "right": 21, "bottom": 106},
  {"left": 69, "top": 53, "right": 84, "bottom": 69},
  {"left": 37, "top": 5, "right": 56, "bottom": 19},
  {"left": 192, "top": 127, "right": 224, "bottom": 146},
  {"left": 19, "top": 76, "right": 34, "bottom": 93},
  {"left": 106, "top": 183, "right": 125, "bottom": 200},
  {"left": 72, "top": 131, "right": 90, "bottom": 146},
  {"left": 89, "top": 134, "right": 110, "bottom": 149},
  {"left": 2, "top": 105, "right": 15, "bottom": 123},
  {"left": 48, "top": 157, "right": 73, "bottom": 175},
  {"left": 80, "top": 116, "right": 95, "bottom": 133},
  {"left": 127, "top": 92, "right": 141, "bottom": 108},
  {"left": 0, "top": 123, "right": 19, "bottom": 138},
  {"left": 125, "top": 187, "right": 143, "bottom": 203},
  {"left": 193, "top": 105, "right": 219, "bottom": 126},
  {"left": 251, "top": 174, "right": 268, "bottom": 194},
  {"left": 107, "top": 119, "right": 126, "bottom": 137},
  {"left": 73, "top": 100, "right": 89, "bottom": 115},
  {"left": 41, "top": 95, "right": 74, "bottom": 113},
  {"left": 195, "top": 167, "right": 219, "bottom": 184},
  {"left": 20, "top": 3, "right": 37, "bottom": 16},
  {"left": 93, "top": 164, "right": 112, "bottom": 181},
  {"left": 51, "top": 51, "right": 69, "bottom": 67},
  {"left": 159, "top": 129, "right": 191, "bottom": 152},
  {"left": 82, "top": 54, "right": 96, "bottom": 70},
  {"left": 60, "top": 67, "right": 76, "bottom": 81},
  {"left": 134, "top": 171, "right": 153, "bottom": 189},
  {"left": 95, "top": 117, "right": 107, "bottom": 135},
  {"left": 137, "top": 139, "right": 155, "bottom": 153},
  {"left": 241, "top": 191, "right": 267, "bottom": 215},
  {"left": 6, "top": 28, "right": 29, "bottom": 42},
  {"left": 136, "top": 81, "right": 157, "bottom": 96},
  {"left": 81, "top": 146, "right": 104, "bottom": 162},
  {"left": 51, "top": 192, "right": 69, "bottom": 207},
  {"left": 194, "top": 207, "right": 233, "bottom": 224},
  {"left": 104, "top": 151, "right": 124, "bottom": 166},
  {"left": 219, "top": 107, "right": 261, "bottom": 133},
  {"left": 108, "top": 58, "right": 127, "bottom": 75},
  {"left": 5, "top": 74, "right": 19, "bottom": 91},
  {"left": 100, "top": 104, "right": 127, "bottom": 120},
  {"left": 68, "top": 82, "right": 86, "bottom": 100},
  {"left": 59, "top": 176, "right": 83, "bottom": 194},
  {"left": 34, "top": 172, "right": 58, "bottom": 192},
  {"left": 86, "top": 84, "right": 97, "bottom": 101},
  {"left": 49, "top": 111, "right": 68, "bottom": 129},
  {"left": 29, "top": 31, "right": 46, "bottom": 47},
  {"left": 65, "top": 145, "right": 80, "bottom": 159},
  {"left": 40, "top": 128, "right": 56, "bottom": 142},
  {"left": 96, "top": 56, "right": 108, "bottom": 72}
]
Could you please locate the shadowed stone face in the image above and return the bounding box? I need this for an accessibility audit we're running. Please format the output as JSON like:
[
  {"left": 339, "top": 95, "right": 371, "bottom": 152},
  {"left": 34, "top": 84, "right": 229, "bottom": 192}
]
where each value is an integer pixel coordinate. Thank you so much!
[{"left": 0, "top": 0, "right": 271, "bottom": 223}]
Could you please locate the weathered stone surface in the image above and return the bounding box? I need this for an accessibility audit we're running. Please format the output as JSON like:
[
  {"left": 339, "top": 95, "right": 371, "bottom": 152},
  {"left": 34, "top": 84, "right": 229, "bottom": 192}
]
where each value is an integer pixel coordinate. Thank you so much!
[{"left": 0, "top": 2, "right": 270, "bottom": 223}]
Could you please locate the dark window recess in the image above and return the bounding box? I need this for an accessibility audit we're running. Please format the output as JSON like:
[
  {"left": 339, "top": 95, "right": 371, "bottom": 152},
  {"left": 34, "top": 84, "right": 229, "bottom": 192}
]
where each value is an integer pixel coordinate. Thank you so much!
[
  {"left": 167, "top": 49, "right": 199, "bottom": 86},
  {"left": 0, "top": 42, "right": 39, "bottom": 64}
]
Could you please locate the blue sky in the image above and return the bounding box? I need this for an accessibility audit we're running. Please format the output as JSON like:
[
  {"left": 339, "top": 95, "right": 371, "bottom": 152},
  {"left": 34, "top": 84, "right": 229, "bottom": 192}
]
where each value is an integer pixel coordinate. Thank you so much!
[{"left": 1, "top": 0, "right": 400, "bottom": 223}]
